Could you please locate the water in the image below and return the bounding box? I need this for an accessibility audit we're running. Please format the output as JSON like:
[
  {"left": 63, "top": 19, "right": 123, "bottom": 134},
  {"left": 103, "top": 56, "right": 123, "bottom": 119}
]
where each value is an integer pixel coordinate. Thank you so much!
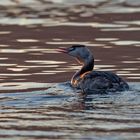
[
  {"left": 0, "top": 0, "right": 140, "bottom": 139},
  {"left": 0, "top": 82, "right": 140, "bottom": 140}
]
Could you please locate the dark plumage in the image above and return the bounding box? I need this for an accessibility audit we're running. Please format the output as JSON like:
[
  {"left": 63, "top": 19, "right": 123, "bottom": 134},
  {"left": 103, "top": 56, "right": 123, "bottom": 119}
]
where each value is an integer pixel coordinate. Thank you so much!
[{"left": 58, "top": 45, "right": 129, "bottom": 93}]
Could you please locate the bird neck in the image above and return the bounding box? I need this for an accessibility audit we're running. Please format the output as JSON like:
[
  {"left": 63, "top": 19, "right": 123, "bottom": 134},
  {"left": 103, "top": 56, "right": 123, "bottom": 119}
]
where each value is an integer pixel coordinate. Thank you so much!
[{"left": 71, "top": 56, "right": 94, "bottom": 86}]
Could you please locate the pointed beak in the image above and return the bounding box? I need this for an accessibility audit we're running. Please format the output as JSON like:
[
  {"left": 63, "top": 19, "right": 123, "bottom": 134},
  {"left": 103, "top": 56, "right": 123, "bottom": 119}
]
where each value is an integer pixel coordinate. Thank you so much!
[{"left": 57, "top": 47, "right": 68, "bottom": 53}]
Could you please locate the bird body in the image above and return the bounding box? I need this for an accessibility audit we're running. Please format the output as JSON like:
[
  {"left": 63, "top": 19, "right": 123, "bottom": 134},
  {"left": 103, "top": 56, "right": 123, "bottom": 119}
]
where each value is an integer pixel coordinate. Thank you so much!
[
  {"left": 72, "top": 70, "right": 129, "bottom": 93},
  {"left": 58, "top": 45, "right": 129, "bottom": 93}
]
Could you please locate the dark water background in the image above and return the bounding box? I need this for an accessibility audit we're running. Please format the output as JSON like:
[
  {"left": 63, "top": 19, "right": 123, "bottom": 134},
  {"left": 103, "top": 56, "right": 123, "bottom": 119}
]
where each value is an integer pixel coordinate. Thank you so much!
[{"left": 0, "top": 0, "right": 140, "bottom": 139}]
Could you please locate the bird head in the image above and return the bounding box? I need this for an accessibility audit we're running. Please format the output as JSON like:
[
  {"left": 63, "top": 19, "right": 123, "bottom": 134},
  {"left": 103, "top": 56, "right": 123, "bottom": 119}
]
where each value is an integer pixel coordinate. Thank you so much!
[{"left": 58, "top": 45, "right": 93, "bottom": 64}]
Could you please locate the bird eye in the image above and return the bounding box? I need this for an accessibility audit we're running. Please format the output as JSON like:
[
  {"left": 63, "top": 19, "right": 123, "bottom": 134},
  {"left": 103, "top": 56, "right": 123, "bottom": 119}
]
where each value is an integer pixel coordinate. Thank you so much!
[{"left": 69, "top": 47, "right": 75, "bottom": 51}]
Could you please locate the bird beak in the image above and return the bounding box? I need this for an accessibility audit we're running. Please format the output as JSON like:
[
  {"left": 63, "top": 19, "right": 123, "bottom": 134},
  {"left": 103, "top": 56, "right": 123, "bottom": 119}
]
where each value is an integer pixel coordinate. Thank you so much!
[{"left": 57, "top": 47, "right": 68, "bottom": 53}]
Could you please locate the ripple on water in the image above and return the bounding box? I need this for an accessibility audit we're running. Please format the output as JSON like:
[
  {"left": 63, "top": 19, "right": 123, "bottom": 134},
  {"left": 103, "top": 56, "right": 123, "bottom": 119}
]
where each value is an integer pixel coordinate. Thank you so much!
[
  {"left": 25, "top": 60, "right": 66, "bottom": 64},
  {"left": 111, "top": 41, "right": 140, "bottom": 46},
  {"left": 16, "top": 39, "right": 40, "bottom": 42},
  {"left": 0, "top": 31, "right": 11, "bottom": 34},
  {"left": 0, "top": 82, "right": 139, "bottom": 140},
  {"left": 101, "top": 27, "right": 140, "bottom": 31}
]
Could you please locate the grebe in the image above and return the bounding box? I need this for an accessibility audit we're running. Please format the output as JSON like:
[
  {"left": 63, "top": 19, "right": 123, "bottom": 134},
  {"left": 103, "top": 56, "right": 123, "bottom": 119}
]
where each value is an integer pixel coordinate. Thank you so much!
[{"left": 58, "top": 45, "right": 129, "bottom": 93}]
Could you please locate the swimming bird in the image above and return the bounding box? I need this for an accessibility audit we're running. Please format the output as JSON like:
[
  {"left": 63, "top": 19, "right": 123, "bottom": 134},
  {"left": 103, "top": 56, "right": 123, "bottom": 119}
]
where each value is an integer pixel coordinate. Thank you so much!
[{"left": 58, "top": 45, "right": 129, "bottom": 93}]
